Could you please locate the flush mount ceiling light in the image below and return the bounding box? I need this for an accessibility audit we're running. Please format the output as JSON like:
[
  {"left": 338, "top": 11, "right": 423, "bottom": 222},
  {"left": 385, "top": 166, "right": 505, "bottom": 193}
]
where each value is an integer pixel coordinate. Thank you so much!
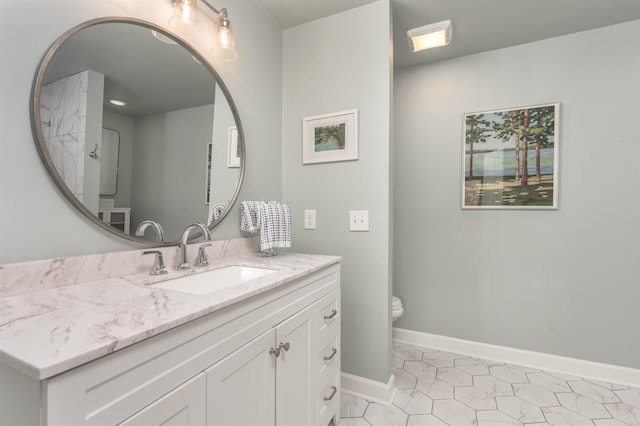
[
  {"left": 109, "top": 99, "right": 126, "bottom": 106},
  {"left": 407, "top": 20, "right": 452, "bottom": 52},
  {"left": 151, "top": 29, "right": 178, "bottom": 44},
  {"left": 168, "top": 0, "right": 238, "bottom": 61}
]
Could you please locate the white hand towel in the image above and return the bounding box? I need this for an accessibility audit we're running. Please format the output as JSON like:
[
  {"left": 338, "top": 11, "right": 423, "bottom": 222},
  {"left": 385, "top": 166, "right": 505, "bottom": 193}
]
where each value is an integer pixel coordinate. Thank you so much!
[
  {"left": 257, "top": 202, "right": 291, "bottom": 251},
  {"left": 240, "top": 201, "right": 262, "bottom": 233},
  {"left": 207, "top": 202, "right": 227, "bottom": 226},
  {"left": 240, "top": 201, "right": 292, "bottom": 251}
]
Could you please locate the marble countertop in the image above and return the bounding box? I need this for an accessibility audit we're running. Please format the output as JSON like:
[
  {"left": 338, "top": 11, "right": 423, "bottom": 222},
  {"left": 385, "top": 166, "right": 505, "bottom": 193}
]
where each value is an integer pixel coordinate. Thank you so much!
[{"left": 0, "top": 252, "right": 340, "bottom": 380}]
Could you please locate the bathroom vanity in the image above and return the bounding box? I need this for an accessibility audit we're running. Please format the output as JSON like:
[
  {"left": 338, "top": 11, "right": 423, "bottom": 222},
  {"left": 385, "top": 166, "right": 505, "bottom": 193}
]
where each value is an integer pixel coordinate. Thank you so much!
[
  {"left": 3, "top": 12, "right": 343, "bottom": 425},
  {"left": 0, "top": 249, "right": 341, "bottom": 426}
]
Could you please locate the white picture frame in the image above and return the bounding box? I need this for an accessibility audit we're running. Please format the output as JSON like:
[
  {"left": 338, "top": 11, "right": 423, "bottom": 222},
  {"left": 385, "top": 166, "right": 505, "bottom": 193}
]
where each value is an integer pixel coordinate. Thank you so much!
[
  {"left": 227, "top": 126, "right": 240, "bottom": 168},
  {"left": 302, "top": 109, "right": 358, "bottom": 164},
  {"left": 462, "top": 102, "right": 560, "bottom": 209}
]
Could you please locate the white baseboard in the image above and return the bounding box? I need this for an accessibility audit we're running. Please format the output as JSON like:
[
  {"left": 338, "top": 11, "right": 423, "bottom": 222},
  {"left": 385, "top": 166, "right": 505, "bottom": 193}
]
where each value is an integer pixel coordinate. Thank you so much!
[
  {"left": 341, "top": 372, "right": 397, "bottom": 405},
  {"left": 393, "top": 328, "right": 640, "bottom": 388}
]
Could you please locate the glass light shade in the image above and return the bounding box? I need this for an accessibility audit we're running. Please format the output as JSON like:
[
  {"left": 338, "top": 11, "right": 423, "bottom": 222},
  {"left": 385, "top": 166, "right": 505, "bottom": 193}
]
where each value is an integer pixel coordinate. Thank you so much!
[
  {"left": 407, "top": 20, "right": 452, "bottom": 52},
  {"left": 169, "top": 0, "right": 200, "bottom": 36},
  {"left": 211, "top": 15, "right": 237, "bottom": 61}
]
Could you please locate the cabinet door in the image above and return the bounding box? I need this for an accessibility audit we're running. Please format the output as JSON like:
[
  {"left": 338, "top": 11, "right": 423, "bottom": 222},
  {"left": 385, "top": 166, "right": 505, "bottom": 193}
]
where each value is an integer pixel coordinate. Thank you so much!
[
  {"left": 119, "top": 373, "right": 206, "bottom": 426},
  {"left": 275, "top": 305, "right": 314, "bottom": 426},
  {"left": 206, "top": 329, "right": 276, "bottom": 426}
]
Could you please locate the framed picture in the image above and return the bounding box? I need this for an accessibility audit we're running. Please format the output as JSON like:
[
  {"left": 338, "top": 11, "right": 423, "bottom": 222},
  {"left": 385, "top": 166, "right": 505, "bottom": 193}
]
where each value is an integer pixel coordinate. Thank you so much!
[
  {"left": 302, "top": 109, "right": 358, "bottom": 164},
  {"left": 205, "top": 143, "right": 212, "bottom": 204},
  {"left": 227, "top": 126, "right": 240, "bottom": 168},
  {"left": 462, "top": 102, "right": 559, "bottom": 209}
]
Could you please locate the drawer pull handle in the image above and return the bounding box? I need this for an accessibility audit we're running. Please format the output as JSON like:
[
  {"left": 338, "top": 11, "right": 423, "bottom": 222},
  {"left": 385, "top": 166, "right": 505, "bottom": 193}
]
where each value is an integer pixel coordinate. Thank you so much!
[
  {"left": 279, "top": 342, "right": 290, "bottom": 352},
  {"left": 324, "top": 309, "right": 338, "bottom": 321},
  {"left": 324, "top": 348, "right": 338, "bottom": 362},
  {"left": 323, "top": 386, "right": 337, "bottom": 403},
  {"left": 270, "top": 347, "right": 281, "bottom": 358}
]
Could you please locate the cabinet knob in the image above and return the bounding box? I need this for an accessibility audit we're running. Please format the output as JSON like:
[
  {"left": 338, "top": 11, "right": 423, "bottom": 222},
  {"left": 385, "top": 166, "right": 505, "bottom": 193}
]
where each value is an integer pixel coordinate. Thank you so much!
[
  {"left": 269, "top": 347, "right": 281, "bottom": 358},
  {"left": 279, "top": 342, "right": 290, "bottom": 352}
]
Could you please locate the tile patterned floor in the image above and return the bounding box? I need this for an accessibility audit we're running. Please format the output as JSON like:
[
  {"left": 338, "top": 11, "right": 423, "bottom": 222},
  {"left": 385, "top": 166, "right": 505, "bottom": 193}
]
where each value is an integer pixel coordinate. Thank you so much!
[{"left": 339, "top": 342, "right": 640, "bottom": 426}]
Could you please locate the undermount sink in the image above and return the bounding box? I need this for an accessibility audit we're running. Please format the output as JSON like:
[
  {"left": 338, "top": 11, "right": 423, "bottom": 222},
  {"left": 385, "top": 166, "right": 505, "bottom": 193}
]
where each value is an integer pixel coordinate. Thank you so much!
[{"left": 150, "top": 265, "right": 277, "bottom": 295}]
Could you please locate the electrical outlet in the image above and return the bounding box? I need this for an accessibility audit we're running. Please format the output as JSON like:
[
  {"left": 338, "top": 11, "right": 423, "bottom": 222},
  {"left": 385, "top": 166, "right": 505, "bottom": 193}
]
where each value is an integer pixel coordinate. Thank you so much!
[
  {"left": 349, "top": 210, "right": 369, "bottom": 232},
  {"left": 304, "top": 209, "right": 316, "bottom": 230}
]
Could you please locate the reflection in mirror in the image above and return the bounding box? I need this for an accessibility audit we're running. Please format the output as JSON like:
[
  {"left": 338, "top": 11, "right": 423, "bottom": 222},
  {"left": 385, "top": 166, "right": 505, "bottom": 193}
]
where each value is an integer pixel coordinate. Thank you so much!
[
  {"left": 100, "top": 128, "right": 120, "bottom": 196},
  {"left": 31, "top": 18, "right": 244, "bottom": 244}
]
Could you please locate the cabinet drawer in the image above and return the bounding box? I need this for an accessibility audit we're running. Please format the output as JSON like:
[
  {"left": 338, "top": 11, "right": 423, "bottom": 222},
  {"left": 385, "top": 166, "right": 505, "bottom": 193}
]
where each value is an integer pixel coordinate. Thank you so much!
[
  {"left": 315, "top": 363, "right": 340, "bottom": 426},
  {"left": 317, "top": 327, "right": 340, "bottom": 382},
  {"left": 317, "top": 290, "right": 340, "bottom": 336}
]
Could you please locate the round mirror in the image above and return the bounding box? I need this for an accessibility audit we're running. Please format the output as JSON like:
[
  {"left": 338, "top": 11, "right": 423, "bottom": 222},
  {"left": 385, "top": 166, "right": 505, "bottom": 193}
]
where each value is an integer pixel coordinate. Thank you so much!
[{"left": 30, "top": 17, "right": 245, "bottom": 245}]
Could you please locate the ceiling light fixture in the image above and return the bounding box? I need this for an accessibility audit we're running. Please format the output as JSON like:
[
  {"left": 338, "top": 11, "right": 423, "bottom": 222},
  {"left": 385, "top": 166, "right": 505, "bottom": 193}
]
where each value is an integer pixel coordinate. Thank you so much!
[
  {"left": 109, "top": 99, "right": 126, "bottom": 106},
  {"left": 151, "top": 30, "right": 178, "bottom": 45},
  {"left": 407, "top": 20, "right": 452, "bottom": 52},
  {"left": 169, "top": 0, "right": 238, "bottom": 61}
]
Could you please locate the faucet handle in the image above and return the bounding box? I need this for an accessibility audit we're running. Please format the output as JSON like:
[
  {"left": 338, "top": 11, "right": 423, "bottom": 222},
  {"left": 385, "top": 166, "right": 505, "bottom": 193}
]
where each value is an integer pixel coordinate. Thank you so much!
[
  {"left": 142, "top": 250, "right": 168, "bottom": 275},
  {"left": 195, "top": 243, "right": 212, "bottom": 267}
]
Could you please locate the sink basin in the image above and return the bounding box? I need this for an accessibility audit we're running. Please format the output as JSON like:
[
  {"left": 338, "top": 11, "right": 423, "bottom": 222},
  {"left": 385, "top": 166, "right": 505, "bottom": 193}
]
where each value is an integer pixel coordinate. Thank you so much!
[{"left": 150, "top": 265, "right": 277, "bottom": 295}]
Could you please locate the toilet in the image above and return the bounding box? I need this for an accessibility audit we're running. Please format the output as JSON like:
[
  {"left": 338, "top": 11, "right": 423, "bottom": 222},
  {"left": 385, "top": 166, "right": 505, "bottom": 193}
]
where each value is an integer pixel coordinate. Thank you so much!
[{"left": 392, "top": 296, "right": 404, "bottom": 322}]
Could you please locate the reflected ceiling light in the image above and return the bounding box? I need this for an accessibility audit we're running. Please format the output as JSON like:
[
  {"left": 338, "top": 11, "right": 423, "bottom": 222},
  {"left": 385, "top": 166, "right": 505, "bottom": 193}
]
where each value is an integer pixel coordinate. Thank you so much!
[
  {"left": 109, "top": 99, "right": 126, "bottom": 106},
  {"left": 407, "top": 20, "right": 452, "bottom": 52},
  {"left": 168, "top": 0, "right": 238, "bottom": 61},
  {"left": 151, "top": 30, "right": 178, "bottom": 44}
]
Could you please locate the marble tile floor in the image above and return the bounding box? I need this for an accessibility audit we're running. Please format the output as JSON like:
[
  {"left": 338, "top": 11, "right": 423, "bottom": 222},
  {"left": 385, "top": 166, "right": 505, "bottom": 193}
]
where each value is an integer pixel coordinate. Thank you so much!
[{"left": 339, "top": 342, "right": 640, "bottom": 426}]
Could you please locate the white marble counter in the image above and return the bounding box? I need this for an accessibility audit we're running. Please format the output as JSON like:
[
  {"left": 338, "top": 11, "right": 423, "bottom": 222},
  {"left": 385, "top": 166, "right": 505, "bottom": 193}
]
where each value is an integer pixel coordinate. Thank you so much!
[{"left": 0, "top": 251, "right": 340, "bottom": 380}]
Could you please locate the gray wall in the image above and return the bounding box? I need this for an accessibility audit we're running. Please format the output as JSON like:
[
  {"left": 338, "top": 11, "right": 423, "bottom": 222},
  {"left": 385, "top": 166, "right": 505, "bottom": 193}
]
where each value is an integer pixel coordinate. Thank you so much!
[
  {"left": 0, "top": 0, "right": 283, "bottom": 262},
  {"left": 283, "top": 0, "right": 393, "bottom": 383},
  {"left": 394, "top": 21, "right": 640, "bottom": 369},
  {"left": 102, "top": 110, "right": 134, "bottom": 210},
  {"left": 131, "top": 105, "right": 213, "bottom": 241}
]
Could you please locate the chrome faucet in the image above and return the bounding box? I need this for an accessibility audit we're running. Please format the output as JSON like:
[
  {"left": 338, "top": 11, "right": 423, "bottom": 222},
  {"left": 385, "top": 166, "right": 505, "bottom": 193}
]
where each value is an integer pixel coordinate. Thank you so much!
[
  {"left": 135, "top": 220, "right": 166, "bottom": 242},
  {"left": 176, "top": 223, "right": 211, "bottom": 270}
]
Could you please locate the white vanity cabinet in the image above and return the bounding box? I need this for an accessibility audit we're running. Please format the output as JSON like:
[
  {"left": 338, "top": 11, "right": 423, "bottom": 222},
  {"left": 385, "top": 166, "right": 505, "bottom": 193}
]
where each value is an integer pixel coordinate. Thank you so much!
[
  {"left": 1, "top": 262, "right": 340, "bottom": 426},
  {"left": 205, "top": 289, "right": 341, "bottom": 426},
  {"left": 207, "top": 304, "right": 314, "bottom": 426}
]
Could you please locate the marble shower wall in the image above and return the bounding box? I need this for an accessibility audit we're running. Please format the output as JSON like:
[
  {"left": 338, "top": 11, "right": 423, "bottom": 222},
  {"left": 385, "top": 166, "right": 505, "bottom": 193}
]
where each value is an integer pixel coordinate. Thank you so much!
[{"left": 40, "top": 70, "right": 89, "bottom": 201}]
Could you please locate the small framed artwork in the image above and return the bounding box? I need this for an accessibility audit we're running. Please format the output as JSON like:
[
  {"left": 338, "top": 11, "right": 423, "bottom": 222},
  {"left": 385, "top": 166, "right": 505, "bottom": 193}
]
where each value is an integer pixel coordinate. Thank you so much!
[
  {"left": 462, "top": 102, "right": 559, "bottom": 209},
  {"left": 227, "top": 126, "right": 240, "bottom": 168},
  {"left": 302, "top": 109, "right": 358, "bottom": 164}
]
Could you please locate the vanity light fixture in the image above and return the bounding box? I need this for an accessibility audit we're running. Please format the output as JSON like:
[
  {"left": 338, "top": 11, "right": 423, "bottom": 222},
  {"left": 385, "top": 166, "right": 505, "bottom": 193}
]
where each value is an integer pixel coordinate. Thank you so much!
[
  {"left": 109, "top": 99, "right": 126, "bottom": 106},
  {"left": 169, "top": 0, "right": 199, "bottom": 36},
  {"left": 407, "top": 20, "right": 452, "bottom": 52},
  {"left": 169, "top": 0, "right": 238, "bottom": 61}
]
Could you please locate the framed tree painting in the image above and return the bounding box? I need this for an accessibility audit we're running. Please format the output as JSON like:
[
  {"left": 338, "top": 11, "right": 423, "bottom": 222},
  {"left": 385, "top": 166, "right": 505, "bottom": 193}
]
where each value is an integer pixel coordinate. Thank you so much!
[{"left": 462, "top": 103, "right": 559, "bottom": 209}]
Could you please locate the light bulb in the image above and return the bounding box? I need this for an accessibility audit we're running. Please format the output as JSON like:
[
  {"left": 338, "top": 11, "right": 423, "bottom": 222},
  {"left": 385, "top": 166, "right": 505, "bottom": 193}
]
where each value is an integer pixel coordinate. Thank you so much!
[
  {"left": 169, "top": 0, "right": 200, "bottom": 37},
  {"left": 212, "top": 12, "right": 237, "bottom": 61}
]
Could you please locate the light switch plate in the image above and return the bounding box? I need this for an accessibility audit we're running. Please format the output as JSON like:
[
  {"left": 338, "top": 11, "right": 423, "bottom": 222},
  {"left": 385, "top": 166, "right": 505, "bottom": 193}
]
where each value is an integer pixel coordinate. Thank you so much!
[
  {"left": 349, "top": 210, "right": 369, "bottom": 232},
  {"left": 304, "top": 209, "right": 316, "bottom": 230}
]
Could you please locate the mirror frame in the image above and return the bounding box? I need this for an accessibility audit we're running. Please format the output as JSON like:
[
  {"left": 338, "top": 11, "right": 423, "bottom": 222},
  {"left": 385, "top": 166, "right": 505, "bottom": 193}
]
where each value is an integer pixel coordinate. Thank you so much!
[{"left": 30, "top": 17, "right": 245, "bottom": 246}]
